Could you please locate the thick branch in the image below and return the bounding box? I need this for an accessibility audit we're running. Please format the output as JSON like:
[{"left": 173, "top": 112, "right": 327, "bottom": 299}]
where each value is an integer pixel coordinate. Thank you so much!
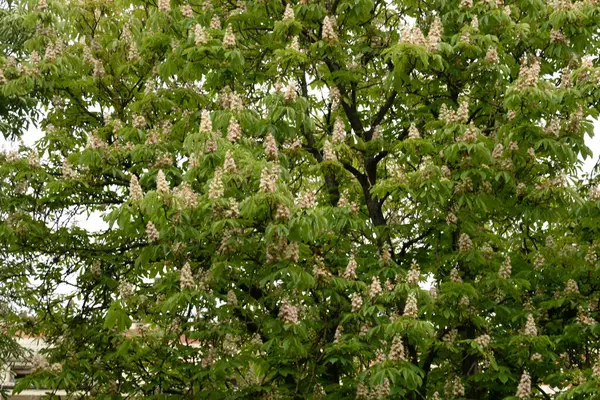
[{"left": 367, "top": 91, "right": 397, "bottom": 140}]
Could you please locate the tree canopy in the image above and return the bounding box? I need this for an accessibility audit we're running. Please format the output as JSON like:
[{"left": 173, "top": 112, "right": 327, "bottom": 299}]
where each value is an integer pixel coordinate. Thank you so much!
[{"left": 1, "top": 0, "right": 600, "bottom": 398}]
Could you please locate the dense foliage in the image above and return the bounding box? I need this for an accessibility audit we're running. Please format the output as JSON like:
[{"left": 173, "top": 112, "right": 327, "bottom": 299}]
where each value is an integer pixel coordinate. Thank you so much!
[{"left": 2, "top": 0, "right": 600, "bottom": 398}]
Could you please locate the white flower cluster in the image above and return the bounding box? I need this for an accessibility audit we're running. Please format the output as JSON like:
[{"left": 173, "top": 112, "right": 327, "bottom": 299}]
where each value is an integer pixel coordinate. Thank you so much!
[
  {"left": 180, "top": 262, "right": 194, "bottom": 290},
  {"left": 369, "top": 277, "right": 382, "bottom": 299},
  {"left": 132, "top": 114, "right": 146, "bottom": 129},
  {"left": 407, "top": 262, "right": 420, "bottom": 285},
  {"left": 223, "top": 25, "right": 236, "bottom": 48},
  {"left": 343, "top": 254, "right": 358, "bottom": 279},
  {"left": 282, "top": 4, "right": 294, "bottom": 21},
  {"left": 439, "top": 99, "right": 469, "bottom": 124},
  {"left": 210, "top": 15, "right": 221, "bottom": 29},
  {"left": 515, "top": 371, "right": 531, "bottom": 399},
  {"left": 565, "top": 279, "right": 579, "bottom": 296},
  {"left": 129, "top": 175, "right": 143, "bottom": 201},
  {"left": 458, "top": 233, "right": 473, "bottom": 252},
  {"left": 297, "top": 190, "right": 316, "bottom": 209},
  {"left": 265, "top": 133, "right": 279, "bottom": 160},
  {"left": 550, "top": 29, "right": 569, "bottom": 44},
  {"left": 404, "top": 293, "right": 418, "bottom": 318},
  {"left": 450, "top": 267, "right": 463, "bottom": 283},
  {"left": 224, "top": 150, "right": 237, "bottom": 173},
  {"left": 474, "top": 334, "right": 491, "bottom": 347},
  {"left": 330, "top": 87, "right": 340, "bottom": 111},
  {"left": 322, "top": 16, "right": 338, "bottom": 42},
  {"left": 200, "top": 110, "right": 212, "bottom": 133},
  {"left": 289, "top": 36, "right": 300, "bottom": 52},
  {"left": 443, "top": 329, "right": 458, "bottom": 344},
  {"left": 445, "top": 377, "right": 465, "bottom": 397},
  {"left": 62, "top": 161, "right": 77, "bottom": 179},
  {"left": 181, "top": 5, "right": 193, "bottom": 17},
  {"left": 259, "top": 166, "right": 278, "bottom": 193},
  {"left": 456, "top": 123, "right": 478, "bottom": 143},
  {"left": 194, "top": 24, "right": 209, "bottom": 46},
  {"left": 158, "top": 0, "right": 170, "bottom": 12},
  {"left": 446, "top": 212, "right": 457, "bottom": 225},
  {"left": 517, "top": 57, "right": 541, "bottom": 89},
  {"left": 227, "top": 290, "right": 238, "bottom": 306},
  {"left": 227, "top": 118, "right": 242, "bottom": 142},
  {"left": 275, "top": 203, "right": 290, "bottom": 221},
  {"left": 592, "top": 358, "right": 600, "bottom": 378},
  {"left": 279, "top": 297, "right": 299, "bottom": 324},
  {"left": 323, "top": 140, "right": 336, "bottom": 161},
  {"left": 486, "top": 46, "right": 499, "bottom": 63},
  {"left": 156, "top": 170, "right": 170, "bottom": 194},
  {"left": 498, "top": 256, "right": 512, "bottom": 279},
  {"left": 408, "top": 123, "right": 420, "bottom": 139},
  {"left": 119, "top": 281, "right": 134, "bottom": 299},
  {"left": 146, "top": 221, "right": 159, "bottom": 242},
  {"left": 401, "top": 26, "right": 426, "bottom": 46},
  {"left": 333, "top": 117, "right": 346, "bottom": 143},
  {"left": 388, "top": 335, "right": 406, "bottom": 361},
  {"left": 523, "top": 314, "right": 537, "bottom": 336},
  {"left": 351, "top": 293, "right": 363, "bottom": 312},
  {"left": 284, "top": 82, "right": 297, "bottom": 102},
  {"left": 209, "top": 168, "right": 224, "bottom": 199},
  {"left": 427, "top": 17, "right": 442, "bottom": 52},
  {"left": 589, "top": 184, "right": 600, "bottom": 202}
]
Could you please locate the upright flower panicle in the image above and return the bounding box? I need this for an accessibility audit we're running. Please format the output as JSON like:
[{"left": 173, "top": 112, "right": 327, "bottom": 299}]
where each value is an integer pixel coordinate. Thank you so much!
[
  {"left": 200, "top": 110, "right": 212, "bottom": 133},
  {"left": 332, "top": 117, "right": 346, "bottom": 143},
  {"left": 181, "top": 5, "right": 193, "bottom": 17},
  {"left": 343, "top": 254, "right": 358, "bottom": 279},
  {"left": 28, "top": 151, "right": 40, "bottom": 168},
  {"left": 158, "top": 0, "right": 170, "bottom": 12},
  {"left": 450, "top": 267, "right": 463, "bottom": 283},
  {"left": 129, "top": 175, "right": 143, "bottom": 201},
  {"left": 407, "top": 262, "right": 420, "bottom": 285},
  {"left": 408, "top": 123, "right": 420, "bottom": 139},
  {"left": 351, "top": 293, "right": 363, "bottom": 312},
  {"left": 523, "top": 314, "right": 537, "bottom": 336},
  {"left": 458, "top": 233, "right": 473, "bottom": 252},
  {"left": 222, "top": 25, "right": 236, "bottom": 48},
  {"left": 227, "top": 118, "right": 241, "bottom": 142},
  {"left": 279, "top": 298, "right": 299, "bottom": 324},
  {"left": 330, "top": 87, "right": 340, "bottom": 111},
  {"left": 62, "top": 161, "right": 77, "bottom": 179},
  {"left": 208, "top": 168, "right": 224, "bottom": 199},
  {"left": 498, "top": 256, "right": 512, "bottom": 279},
  {"left": 264, "top": 133, "right": 278, "bottom": 160},
  {"left": 518, "top": 57, "right": 540, "bottom": 89},
  {"left": 210, "top": 15, "right": 221, "bottom": 29},
  {"left": 323, "top": 139, "right": 336, "bottom": 161},
  {"left": 297, "top": 190, "right": 316, "bottom": 209},
  {"left": 388, "top": 335, "right": 406, "bottom": 361},
  {"left": 259, "top": 166, "right": 277, "bottom": 193},
  {"left": 282, "top": 3, "right": 294, "bottom": 21},
  {"left": 180, "top": 262, "right": 194, "bottom": 290},
  {"left": 516, "top": 371, "right": 531, "bottom": 399},
  {"left": 285, "top": 82, "right": 297, "bottom": 102},
  {"left": 194, "top": 24, "right": 209, "bottom": 46},
  {"left": 404, "top": 293, "right": 418, "bottom": 318},
  {"left": 369, "top": 277, "right": 382, "bottom": 299},
  {"left": 565, "top": 279, "right": 579, "bottom": 295},
  {"left": 146, "top": 221, "right": 159, "bottom": 242},
  {"left": 427, "top": 17, "right": 442, "bottom": 52},
  {"left": 156, "top": 170, "right": 170, "bottom": 194},
  {"left": 322, "top": 16, "right": 338, "bottom": 42},
  {"left": 223, "top": 150, "right": 237, "bottom": 173},
  {"left": 474, "top": 334, "right": 491, "bottom": 347}
]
